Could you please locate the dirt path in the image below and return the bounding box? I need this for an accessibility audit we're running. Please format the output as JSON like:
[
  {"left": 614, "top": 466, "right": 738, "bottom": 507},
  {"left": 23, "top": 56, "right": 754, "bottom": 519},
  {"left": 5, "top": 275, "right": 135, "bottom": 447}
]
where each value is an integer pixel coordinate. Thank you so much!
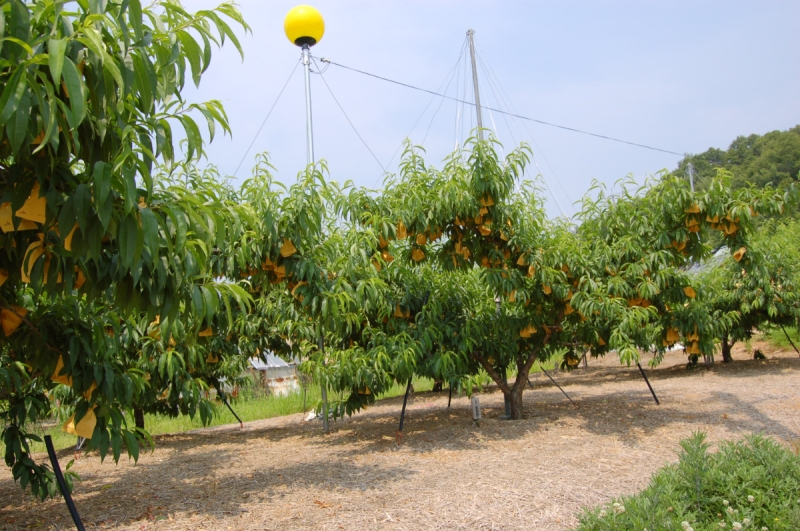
[{"left": 2, "top": 342, "right": 799, "bottom": 531}]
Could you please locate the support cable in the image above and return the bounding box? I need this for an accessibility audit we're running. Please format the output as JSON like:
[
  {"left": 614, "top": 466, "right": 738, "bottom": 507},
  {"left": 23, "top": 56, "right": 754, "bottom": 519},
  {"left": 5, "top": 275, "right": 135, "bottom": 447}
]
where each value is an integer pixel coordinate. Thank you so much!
[
  {"left": 321, "top": 58, "right": 684, "bottom": 157},
  {"left": 315, "top": 64, "right": 387, "bottom": 175},
  {"left": 232, "top": 60, "right": 300, "bottom": 178},
  {"left": 376, "top": 39, "right": 467, "bottom": 186},
  {"left": 477, "top": 51, "right": 574, "bottom": 218}
]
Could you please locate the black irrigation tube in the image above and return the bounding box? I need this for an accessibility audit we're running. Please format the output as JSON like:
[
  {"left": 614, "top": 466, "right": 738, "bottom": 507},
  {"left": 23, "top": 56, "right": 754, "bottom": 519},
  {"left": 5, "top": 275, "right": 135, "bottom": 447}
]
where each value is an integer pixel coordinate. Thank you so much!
[
  {"left": 637, "top": 362, "right": 660, "bottom": 405},
  {"left": 541, "top": 368, "right": 577, "bottom": 407},
  {"left": 781, "top": 324, "right": 800, "bottom": 356},
  {"left": 45, "top": 435, "right": 86, "bottom": 531}
]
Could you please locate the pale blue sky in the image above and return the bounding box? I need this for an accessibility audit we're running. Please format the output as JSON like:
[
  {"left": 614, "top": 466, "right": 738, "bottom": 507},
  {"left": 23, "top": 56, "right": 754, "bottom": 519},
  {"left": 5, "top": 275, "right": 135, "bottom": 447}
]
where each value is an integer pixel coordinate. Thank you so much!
[{"left": 184, "top": 1, "right": 800, "bottom": 216}]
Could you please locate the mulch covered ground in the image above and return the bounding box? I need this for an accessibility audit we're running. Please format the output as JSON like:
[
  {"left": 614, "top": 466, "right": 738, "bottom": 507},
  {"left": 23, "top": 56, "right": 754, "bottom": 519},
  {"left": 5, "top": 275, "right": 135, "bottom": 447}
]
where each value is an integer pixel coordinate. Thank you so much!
[{"left": 2, "top": 341, "right": 799, "bottom": 531}]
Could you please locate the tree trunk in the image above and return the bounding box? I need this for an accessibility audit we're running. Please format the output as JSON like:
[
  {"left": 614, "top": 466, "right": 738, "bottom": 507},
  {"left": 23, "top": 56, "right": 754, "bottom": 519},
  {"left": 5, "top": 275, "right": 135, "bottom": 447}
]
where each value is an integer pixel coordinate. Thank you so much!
[
  {"left": 506, "top": 381, "right": 526, "bottom": 419},
  {"left": 721, "top": 336, "right": 734, "bottom": 363},
  {"left": 432, "top": 379, "right": 443, "bottom": 392},
  {"left": 133, "top": 406, "right": 145, "bottom": 431}
]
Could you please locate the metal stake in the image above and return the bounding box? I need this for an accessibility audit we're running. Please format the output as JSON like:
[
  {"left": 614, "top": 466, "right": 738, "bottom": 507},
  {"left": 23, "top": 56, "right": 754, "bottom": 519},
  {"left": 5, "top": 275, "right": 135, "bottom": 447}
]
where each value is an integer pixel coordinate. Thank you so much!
[
  {"left": 302, "top": 44, "right": 315, "bottom": 165},
  {"left": 637, "top": 362, "right": 660, "bottom": 405},
  {"left": 448, "top": 382, "right": 453, "bottom": 408},
  {"left": 220, "top": 391, "right": 244, "bottom": 428},
  {"left": 45, "top": 435, "right": 86, "bottom": 531}
]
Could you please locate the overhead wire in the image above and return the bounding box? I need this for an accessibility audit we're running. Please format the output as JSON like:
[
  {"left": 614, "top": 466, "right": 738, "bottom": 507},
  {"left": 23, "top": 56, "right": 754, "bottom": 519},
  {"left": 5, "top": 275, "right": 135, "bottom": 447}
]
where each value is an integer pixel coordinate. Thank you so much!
[
  {"left": 314, "top": 59, "right": 386, "bottom": 175},
  {"left": 322, "top": 58, "right": 684, "bottom": 157},
  {"left": 476, "top": 49, "right": 574, "bottom": 218},
  {"left": 382, "top": 38, "right": 468, "bottom": 184},
  {"left": 472, "top": 50, "right": 565, "bottom": 216},
  {"left": 232, "top": 60, "right": 300, "bottom": 178}
]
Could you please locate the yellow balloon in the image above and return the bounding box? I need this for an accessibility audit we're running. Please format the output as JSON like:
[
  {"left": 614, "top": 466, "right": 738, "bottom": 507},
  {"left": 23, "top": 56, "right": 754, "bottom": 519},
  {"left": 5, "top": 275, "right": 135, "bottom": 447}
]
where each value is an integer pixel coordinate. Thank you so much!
[{"left": 284, "top": 5, "right": 325, "bottom": 46}]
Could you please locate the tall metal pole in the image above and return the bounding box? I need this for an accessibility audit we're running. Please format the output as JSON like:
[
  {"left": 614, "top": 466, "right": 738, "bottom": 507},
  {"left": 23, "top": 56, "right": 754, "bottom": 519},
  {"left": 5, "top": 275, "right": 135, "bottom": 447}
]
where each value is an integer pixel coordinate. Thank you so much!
[
  {"left": 302, "top": 44, "right": 315, "bottom": 165},
  {"left": 687, "top": 162, "right": 695, "bottom": 193},
  {"left": 467, "top": 29, "right": 484, "bottom": 141}
]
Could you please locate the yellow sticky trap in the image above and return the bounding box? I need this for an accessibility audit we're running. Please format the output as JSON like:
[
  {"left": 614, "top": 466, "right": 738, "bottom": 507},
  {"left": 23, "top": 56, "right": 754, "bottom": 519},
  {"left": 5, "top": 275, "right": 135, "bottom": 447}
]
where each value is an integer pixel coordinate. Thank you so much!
[
  {"left": 1, "top": 305, "right": 28, "bottom": 336},
  {"left": 0, "top": 269, "right": 7, "bottom": 287},
  {"left": 63, "top": 409, "right": 96, "bottom": 439},
  {"left": 16, "top": 183, "right": 47, "bottom": 224},
  {"left": 280, "top": 239, "right": 297, "bottom": 258},
  {"left": 198, "top": 327, "right": 213, "bottom": 337},
  {"left": 51, "top": 355, "right": 73, "bottom": 386},
  {"left": 411, "top": 248, "right": 425, "bottom": 262},
  {"left": 683, "top": 286, "right": 696, "bottom": 299},
  {"left": 21, "top": 236, "right": 45, "bottom": 283}
]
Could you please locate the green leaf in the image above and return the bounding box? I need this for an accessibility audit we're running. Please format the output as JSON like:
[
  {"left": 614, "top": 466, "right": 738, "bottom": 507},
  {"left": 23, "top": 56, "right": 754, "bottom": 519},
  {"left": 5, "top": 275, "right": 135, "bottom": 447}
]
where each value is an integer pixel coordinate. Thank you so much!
[
  {"left": 176, "top": 30, "right": 202, "bottom": 87},
  {"left": 93, "top": 161, "right": 112, "bottom": 204},
  {"left": 140, "top": 208, "right": 159, "bottom": 254},
  {"left": 0, "top": 67, "right": 27, "bottom": 126},
  {"left": 7, "top": 85, "right": 30, "bottom": 154},
  {"left": 128, "top": 0, "right": 143, "bottom": 41},
  {"left": 47, "top": 38, "right": 67, "bottom": 86},
  {"left": 61, "top": 57, "right": 86, "bottom": 126},
  {"left": 119, "top": 214, "right": 141, "bottom": 271}
]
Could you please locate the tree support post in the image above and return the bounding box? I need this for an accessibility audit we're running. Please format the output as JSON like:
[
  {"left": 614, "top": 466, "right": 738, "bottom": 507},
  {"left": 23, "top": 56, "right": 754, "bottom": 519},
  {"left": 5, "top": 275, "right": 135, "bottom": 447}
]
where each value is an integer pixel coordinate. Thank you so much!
[
  {"left": 781, "top": 325, "right": 800, "bottom": 356},
  {"left": 397, "top": 377, "right": 413, "bottom": 442},
  {"left": 637, "top": 362, "right": 660, "bottom": 405},
  {"left": 45, "top": 435, "right": 86, "bottom": 531},
  {"left": 219, "top": 391, "right": 244, "bottom": 428},
  {"left": 541, "top": 368, "right": 576, "bottom": 407},
  {"left": 447, "top": 381, "right": 453, "bottom": 408}
]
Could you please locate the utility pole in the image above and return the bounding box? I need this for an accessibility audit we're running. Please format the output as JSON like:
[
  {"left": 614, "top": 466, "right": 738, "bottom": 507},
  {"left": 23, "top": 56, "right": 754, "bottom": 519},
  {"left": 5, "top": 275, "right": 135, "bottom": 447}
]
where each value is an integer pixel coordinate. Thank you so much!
[
  {"left": 467, "top": 29, "right": 484, "bottom": 141},
  {"left": 687, "top": 162, "right": 695, "bottom": 193}
]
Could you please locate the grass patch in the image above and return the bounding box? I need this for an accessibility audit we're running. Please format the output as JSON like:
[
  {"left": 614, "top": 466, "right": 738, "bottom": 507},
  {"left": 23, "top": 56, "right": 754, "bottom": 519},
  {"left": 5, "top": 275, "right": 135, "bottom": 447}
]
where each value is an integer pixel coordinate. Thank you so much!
[
  {"left": 574, "top": 432, "right": 800, "bottom": 531},
  {"left": 763, "top": 326, "right": 800, "bottom": 353},
  {"left": 5, "top": 376, "right": 435, "bottom": 454}
]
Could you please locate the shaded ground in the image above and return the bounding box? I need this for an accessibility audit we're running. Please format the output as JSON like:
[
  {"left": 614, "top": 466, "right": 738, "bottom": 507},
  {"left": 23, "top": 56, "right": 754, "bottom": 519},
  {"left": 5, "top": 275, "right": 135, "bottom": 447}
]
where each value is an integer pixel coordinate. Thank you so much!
[{"left": 2, "top": 341, "right": 799, "bottom": 531}]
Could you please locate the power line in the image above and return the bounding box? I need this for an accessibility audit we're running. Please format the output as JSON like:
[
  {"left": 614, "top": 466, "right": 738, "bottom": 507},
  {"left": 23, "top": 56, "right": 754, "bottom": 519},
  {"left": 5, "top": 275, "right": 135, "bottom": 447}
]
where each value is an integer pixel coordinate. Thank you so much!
[
  {"left": 233, "top": 60, "right": 300, "bottom": 177},
  {"left": 319, "top": 58, "right": 685, "bottom": 157}
]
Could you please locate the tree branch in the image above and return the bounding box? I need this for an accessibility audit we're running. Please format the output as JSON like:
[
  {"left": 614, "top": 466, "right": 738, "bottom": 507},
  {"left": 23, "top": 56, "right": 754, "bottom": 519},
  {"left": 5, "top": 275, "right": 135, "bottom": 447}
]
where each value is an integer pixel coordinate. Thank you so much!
[{"left": 470, "top": 351, "right": 510, "bottom": 395}]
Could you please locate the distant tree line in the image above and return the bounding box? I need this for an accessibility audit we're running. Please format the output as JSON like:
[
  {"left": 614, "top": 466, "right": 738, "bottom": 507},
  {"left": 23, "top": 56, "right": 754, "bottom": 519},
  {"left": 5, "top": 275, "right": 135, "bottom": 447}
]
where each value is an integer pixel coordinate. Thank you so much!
[{"left": 676, "top": 126, "right": 800, "bottom": 191}]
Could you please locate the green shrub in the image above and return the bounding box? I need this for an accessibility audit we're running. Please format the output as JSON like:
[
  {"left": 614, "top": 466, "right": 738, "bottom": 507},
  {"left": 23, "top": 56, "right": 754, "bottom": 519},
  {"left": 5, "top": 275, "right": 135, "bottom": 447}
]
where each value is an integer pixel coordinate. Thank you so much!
[{"left": 575, "top": 432, "right": 800, "bottom": 531}]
